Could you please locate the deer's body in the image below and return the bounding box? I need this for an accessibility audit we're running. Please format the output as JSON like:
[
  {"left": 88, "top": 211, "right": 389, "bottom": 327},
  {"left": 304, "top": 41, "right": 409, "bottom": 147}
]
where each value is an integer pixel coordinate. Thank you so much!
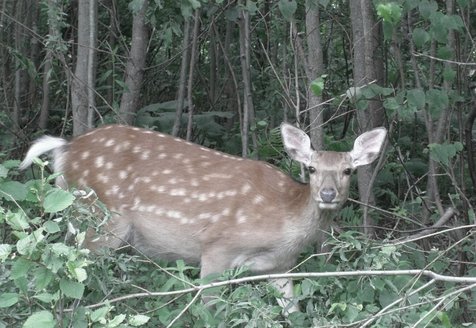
[{"left": 20, "top": 123, "right": 387, "bottom": 313}]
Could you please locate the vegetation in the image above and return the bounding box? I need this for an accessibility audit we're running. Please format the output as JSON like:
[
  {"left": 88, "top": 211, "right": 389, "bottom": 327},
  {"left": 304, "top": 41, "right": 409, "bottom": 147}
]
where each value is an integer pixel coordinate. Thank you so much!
[{"left": 0, "top": 0, "right": 475, "bottom": 326}]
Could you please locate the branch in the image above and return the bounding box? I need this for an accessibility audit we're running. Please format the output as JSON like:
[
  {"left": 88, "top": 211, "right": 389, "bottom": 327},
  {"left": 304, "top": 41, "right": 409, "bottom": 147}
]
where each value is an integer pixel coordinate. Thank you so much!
[
  {"left": 398, "top": 207, "right": 456, "bottom": 242},
  {"left": 71, "top": 269, "right": 476, "bottom": 311}
]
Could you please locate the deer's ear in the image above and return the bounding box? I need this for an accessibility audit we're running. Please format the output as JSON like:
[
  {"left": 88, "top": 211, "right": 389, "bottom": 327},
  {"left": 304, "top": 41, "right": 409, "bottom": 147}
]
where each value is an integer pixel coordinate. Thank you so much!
[
  {"left": 281, "top": 123, "right": 312, "bottom": 166},
  {"left": 350, "top": 127, "right": 387, "bottom": 167}
]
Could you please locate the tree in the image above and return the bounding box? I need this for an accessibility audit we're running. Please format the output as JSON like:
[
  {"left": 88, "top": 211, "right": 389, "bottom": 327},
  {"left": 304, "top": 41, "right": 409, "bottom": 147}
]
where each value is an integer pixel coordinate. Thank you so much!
[
  {"left": 71, "top": 0, "right": 97, "bottom": 136},
  {"left": 349, "top": 0, "right": 385, "bottom": 235},
  {"left": 118, "top": 0, "right": 150, "bottom": 125}
]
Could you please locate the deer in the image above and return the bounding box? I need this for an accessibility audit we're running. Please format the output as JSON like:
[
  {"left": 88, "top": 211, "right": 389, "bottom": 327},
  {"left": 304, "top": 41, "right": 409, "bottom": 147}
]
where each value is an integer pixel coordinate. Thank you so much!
[{"left": 20, "top": 123, "right": 387, "bottom": 313}]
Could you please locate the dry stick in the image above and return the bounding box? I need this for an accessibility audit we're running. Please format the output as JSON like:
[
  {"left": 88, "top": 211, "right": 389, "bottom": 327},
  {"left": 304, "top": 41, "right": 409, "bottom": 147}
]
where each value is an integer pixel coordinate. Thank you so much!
[
  {"left": 349, "top": 282, "right": 476, "bottom": 328},
  {"left": 68, "top": 269, "right": 476, "bottom": 311},
  {"left": 166, "top": 289, "right": 202, "bottom": 328},
  {"left": 395, "top": 207, "right": 456, "bottom": 243},
  {"left": 360, "top": 279, "right": 436, "bottom": 328}
]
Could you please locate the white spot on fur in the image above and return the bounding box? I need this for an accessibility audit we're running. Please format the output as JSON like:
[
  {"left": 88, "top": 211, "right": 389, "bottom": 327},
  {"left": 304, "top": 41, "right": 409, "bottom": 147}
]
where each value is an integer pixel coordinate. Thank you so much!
[
  {"left": 95, "top": 156, "right": 104, "bottom": 168},
  {"left": 141, "top": 150, "right": 150, "bottom": 160},
  {"left": 97, "top": 174, "right": 109, "bottom": 183},
  {"left": 119, "top": 170, "right": 128, "bottom": 180},
  {"left": 105, "top": 162, "right": 113, "bottom": 170},
  {"left": 158, "top": 153, "right": 167, "bottom": 159},
  {"left": 162, "top": 169, "right": 172, "bottom": 174},
  {"left": 105, "top": 139, "right": 115, "bottom": 147},
  {"left": 236, "top": 209, "right": 248, "bottom": 224},
  {"left": 173, "top": 153, "right": 184, "bottom": 159},
  {"left": 170, "top": 188, "right": 187, "bottom": 196},
  {"left": 81, "top": 151, "right": 90, "bottom": 159},
  {"left": 253, "top": 195, "right": 265, "bottom": 204},
  {"left": 241, "top": 183, "right": 252, "bottom": 194}
]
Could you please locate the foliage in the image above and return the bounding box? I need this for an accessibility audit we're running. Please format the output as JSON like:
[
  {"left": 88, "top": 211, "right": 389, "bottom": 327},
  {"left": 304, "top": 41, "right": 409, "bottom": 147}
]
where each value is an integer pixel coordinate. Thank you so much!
[{"left": 1, "top": 0, "right": 475, "bottom": 326}]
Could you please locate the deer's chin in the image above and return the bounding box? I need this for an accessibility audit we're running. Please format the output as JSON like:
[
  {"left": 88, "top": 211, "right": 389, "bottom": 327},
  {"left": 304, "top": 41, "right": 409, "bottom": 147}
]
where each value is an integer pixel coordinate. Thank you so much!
[{"left": 317, "top": 202, "right": 341, "bottom": 210}]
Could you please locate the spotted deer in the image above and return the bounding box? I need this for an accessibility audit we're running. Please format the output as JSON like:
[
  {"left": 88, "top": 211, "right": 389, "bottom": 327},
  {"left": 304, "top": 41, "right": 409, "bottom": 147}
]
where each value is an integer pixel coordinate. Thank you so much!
[{"left": 20, "top": 123, "right": 387, "bottom": 313}]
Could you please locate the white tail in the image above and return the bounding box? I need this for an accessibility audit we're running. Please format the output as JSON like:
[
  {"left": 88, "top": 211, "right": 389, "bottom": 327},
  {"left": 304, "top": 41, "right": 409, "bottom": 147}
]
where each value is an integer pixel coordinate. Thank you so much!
[{"left": 20, "top": 123, "right": 387, "bottom": 313}]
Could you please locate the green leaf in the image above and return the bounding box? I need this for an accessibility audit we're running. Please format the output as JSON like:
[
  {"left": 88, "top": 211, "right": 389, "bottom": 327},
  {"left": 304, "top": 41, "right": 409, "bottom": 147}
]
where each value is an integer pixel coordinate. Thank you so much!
[
  {"left": 383, "top": 97, "right": 400, "bottom": 111},
  {"left": 43, "top": 189, "right": 75, "bottom": 213},
  {"left": 437, "top": 46, "right": 452, "bottom": 60},
  {"left": 34, "top": 266, "right": 54, "bottom": 290},
  {"left": 376, "top": 3, "right": 402, "bottom": 25},
  {"left": 16, "top": 229, "right": 44, "bottom": 255},
  {"left": 428, "top": 142, "right": 463, "bottom": 166},
  {"left": 278, "top": 0, "right": 297, "bottom": 22},
  {"left": 90, "top": 306, "right": 111, "bottom": 323},
  {"left": 43, "top": 221, "right": 61, "bottom": 234},
  {"left": 245, "top": 1, "right": 258, "bottom": 15},
  {"left": 74, "top": 267, "right": 88, "bottom": 283},
  {"left": 33, "top": 292, "right": 59, "bottom": 304},
  {"left": 11, "top": 257, "right": 33, "bottom": 279},
  {"left": 419, "top": 0, "right": 437, "bottom": 19},
  {"left": 426, "top": 89, "right": 448, "bottom": 119},
  {"left": 108, "top": 314, "right": 126, "bottom": 327},
  {"left": 407, "top": 88, "right": 426, "bottom": 110},
  {"left": 0, "top": 181, "right": 28, "bottom": 201},
  {"left": 0, "top": 244, "right": 12, "bottom": 261},
  {"left": 310, "top": 75, "right": 327, "bottom": 96},
  {"left": 23, "top": 310, "right": 56, "bottom": 328},
  {"left": 60, "top": 278, "right": 85, "bottom": 299},
  {"left": 0, "top": 164, "right": 8, "bottom": 178},
  {"left": 412, "top": 28, "right": 430, "bottom": 48},
  {"left": 128, "top": 314, "right": 151, "bottom": 326},
  {"left": 443, "top": 68, "right": 456, "bottom": 82},
  {"left": 0, "top": 293, "right": 19, "bottom": 308},
  {"left": 6, "top": 211, "right": 29, "bottom": 230}
]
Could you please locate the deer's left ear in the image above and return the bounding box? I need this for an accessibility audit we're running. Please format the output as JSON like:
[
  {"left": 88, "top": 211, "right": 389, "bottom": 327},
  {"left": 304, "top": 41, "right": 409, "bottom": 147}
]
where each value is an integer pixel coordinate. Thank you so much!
[
  {"left": 281, "top": 123, "right": 312, "bottom": 166},
  {"left": 350, "top": 127, "right": 387, "bottom": 168}
]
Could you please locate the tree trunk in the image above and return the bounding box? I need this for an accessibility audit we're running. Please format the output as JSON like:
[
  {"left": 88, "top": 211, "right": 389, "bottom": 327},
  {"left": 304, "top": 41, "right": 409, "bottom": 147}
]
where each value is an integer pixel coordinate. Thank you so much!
[
  {"left": 349, "top": 0, "right": 385, "bottom": 236},
  {"left": 172, "top": 17, "right": 191, "bottom": 136},
  {"left": 305, "top": 0, "right": 324, "bottom": 150},
  {"left": 71, "top": 0, "right": 97, "bottom": 136},
  {"left": 238, "top": 3, "right": 256, "bottom": 157},
  {"left": 118, "top": 0, "right": 149, "bottom": 125},
  {"left": 186, "top": 10, "right": 200, "bottom": 141},
  {"left": 87, "top": 0, "right": 97, "bottom": 127}
]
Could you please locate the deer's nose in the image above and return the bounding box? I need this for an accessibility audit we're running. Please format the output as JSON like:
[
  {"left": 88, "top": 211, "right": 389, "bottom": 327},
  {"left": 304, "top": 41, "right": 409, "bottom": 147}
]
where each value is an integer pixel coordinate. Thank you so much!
[{"left": 320, "top": 188, "right": 337, "bottom": 203}]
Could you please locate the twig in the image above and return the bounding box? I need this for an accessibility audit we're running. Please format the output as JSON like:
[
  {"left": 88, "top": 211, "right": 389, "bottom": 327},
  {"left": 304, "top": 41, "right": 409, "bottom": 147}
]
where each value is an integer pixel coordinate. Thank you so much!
[
  {"left": 360, "top": 279, "right": 436, "bottom": 328},
  {"left": 166, "top": 289, "right": 202, "bottom": 328},
  {"left": 68, "top": 269, "right": 476, "bottom": 311}
]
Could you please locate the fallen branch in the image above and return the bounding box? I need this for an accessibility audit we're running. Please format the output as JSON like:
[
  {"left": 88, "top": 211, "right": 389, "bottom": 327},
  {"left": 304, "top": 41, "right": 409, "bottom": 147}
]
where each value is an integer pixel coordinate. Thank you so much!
[
  {"left": 396, "top": 207, "right": 456, "bottom": 242},
  {"left": 72, "top": 268, "right": 476, "bottom": 311}
]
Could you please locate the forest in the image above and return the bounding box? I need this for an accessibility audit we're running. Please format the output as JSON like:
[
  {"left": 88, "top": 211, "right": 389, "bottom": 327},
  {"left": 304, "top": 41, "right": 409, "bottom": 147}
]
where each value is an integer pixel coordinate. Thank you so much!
[{"left": 0, "top": 0, "right": 475, "bottom": 327}]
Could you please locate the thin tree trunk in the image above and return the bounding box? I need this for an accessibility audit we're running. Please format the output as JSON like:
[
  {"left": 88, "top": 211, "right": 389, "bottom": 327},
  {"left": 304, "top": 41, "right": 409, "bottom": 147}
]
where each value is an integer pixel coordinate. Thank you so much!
[
  {"left": 106, "top": 0, "right": 118, "bottom": 107},
  {"left": 28, "top": 0, "right": 40, "bottom": 111},
  {"left": 186, "top": 10, "right": 200, "bottom": 141},
  {"left": 39, "top": 50, "right": 53, "bottom": 130},
  {"left": 118, "top": 0, "right": 149, "bottom": 125},
  {"left": 305, "top": 0, "right": 324, "bottom": 150},
  {"left": 172, "top": 17, "right": 191, "bottom": 136},
  {"left": 87, "top": 0, "right": 97, "bottom": 127},
  {"left": 238, "top": 4, "right": 256, "bottom": 157},
  {"left": 349, "top": 0, "right": 385, "bottom": 236},
  {"left": 13, "top": 0, "right": 26, "bottom": 131},
  {"left": 71, "top": 0, "right": 97, "bottom": 136}
]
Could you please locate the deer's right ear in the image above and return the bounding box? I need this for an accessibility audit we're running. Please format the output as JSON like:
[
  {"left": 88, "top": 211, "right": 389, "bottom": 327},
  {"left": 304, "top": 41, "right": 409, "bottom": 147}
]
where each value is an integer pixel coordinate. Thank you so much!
[{"left": 280, "top": 123, "right": 312, "bottom": 166}]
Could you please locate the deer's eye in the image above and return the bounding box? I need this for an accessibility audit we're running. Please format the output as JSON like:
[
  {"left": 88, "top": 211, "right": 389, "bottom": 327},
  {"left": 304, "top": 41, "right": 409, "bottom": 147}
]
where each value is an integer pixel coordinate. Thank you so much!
[
  {"left": 308, "top": 166, "right": 316, "bottom": 174},
  {"left": 343, "top": 168, "right": 352, "bottom": 175}
]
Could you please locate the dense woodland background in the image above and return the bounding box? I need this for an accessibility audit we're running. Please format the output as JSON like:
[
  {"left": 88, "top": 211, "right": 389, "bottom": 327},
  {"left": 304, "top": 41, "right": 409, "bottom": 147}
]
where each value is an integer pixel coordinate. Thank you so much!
[{"left": 0, "top": 0, "right": 476, "bottom": 327}]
